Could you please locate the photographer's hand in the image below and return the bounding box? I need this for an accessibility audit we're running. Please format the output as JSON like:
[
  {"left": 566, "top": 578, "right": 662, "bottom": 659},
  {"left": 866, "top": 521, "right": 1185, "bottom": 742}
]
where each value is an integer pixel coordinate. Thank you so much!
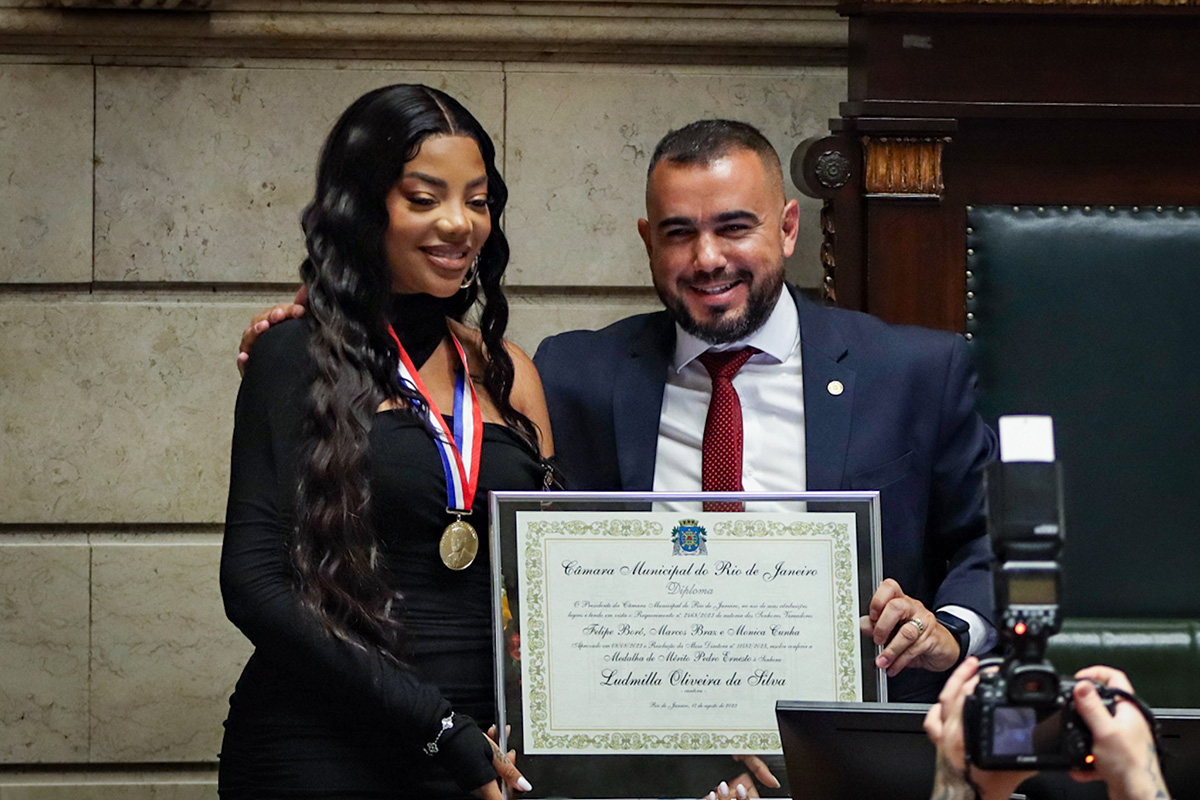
[
  {"left": 862, "top": 579, "right": 959, "bottom": 676},
  {"left": 924, "top": 658, "right": 1035, "bottom": 800},
  {"left": 1069, "top": 667, "right": 1171, "bottom": 800}
]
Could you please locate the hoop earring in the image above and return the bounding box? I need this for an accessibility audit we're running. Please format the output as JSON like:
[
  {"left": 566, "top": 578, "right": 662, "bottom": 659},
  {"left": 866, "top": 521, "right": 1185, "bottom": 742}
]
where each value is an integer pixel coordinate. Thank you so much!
[{"left": 460, "top": 256, "right": 479, "bottom": 290}]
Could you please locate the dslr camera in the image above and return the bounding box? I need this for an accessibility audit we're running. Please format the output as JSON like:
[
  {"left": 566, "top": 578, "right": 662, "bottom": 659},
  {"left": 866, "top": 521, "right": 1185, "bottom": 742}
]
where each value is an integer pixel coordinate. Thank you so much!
[{"left": 963, "top": 416, "right": 1115, "bottom": 770}]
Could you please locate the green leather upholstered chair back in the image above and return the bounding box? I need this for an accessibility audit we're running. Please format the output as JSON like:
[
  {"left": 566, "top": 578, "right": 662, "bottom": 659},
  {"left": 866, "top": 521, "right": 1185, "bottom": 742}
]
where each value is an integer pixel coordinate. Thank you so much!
[{"left": 966, "top": 206, "right": 1200, "bottom": 619}]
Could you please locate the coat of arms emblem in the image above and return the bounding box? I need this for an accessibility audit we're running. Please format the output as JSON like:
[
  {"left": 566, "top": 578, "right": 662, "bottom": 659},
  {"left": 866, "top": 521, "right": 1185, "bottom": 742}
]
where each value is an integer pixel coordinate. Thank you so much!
[{"left": 671, "top": 519, "right": 708, "bottom": 556}]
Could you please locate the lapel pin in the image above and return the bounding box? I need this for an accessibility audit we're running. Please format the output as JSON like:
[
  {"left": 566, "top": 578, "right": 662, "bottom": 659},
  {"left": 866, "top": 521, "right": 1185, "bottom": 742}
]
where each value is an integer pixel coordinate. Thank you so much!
[{"left": 827, "top": 380, "right": 844, "bottom": 396}]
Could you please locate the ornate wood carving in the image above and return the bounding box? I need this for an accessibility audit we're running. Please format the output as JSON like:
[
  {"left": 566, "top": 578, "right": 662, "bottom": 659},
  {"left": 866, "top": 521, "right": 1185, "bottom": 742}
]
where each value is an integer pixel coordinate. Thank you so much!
[
  {"left": 863, "top": 136, "right": 948, "bottom": 198},
  {"left": 814, "top": 150, "right": 852, "bottom": 190},
  {"left": 820, "top": 199, "right": 838, "bottom": 302},
  {"left": 789, "top": 134, "right": 861, "bottom": 306},
  {"left": 791, "top": 135, "right": 858, "bottom": 199}
]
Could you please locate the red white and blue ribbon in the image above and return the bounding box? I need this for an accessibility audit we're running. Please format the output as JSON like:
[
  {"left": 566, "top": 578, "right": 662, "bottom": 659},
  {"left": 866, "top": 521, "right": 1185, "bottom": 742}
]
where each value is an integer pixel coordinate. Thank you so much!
[{"left": 387, "top": 326, "right": 482, "bottom": 514}]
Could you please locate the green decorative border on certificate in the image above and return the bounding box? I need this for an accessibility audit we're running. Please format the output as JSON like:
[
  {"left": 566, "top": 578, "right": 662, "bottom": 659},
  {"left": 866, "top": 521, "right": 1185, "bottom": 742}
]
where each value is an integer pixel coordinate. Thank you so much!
[{"left": 519, "top": 516, "right": 859, "bottom": 753}]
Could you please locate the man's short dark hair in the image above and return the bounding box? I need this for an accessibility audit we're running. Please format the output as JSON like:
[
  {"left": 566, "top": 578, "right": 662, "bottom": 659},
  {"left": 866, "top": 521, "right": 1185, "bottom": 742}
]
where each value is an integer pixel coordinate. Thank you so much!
[{"left": 647, "top": 119, "right": 781, "bottom": 179}]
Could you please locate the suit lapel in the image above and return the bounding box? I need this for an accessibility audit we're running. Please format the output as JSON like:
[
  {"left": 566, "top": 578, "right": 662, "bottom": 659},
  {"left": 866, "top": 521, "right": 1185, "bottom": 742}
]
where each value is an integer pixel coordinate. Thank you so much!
[
  {"left": 613, "top": 312, "right": 673, "bottom": 490},
  {"left": 794, "top": 288, "right": 855, "bottom": 491}
]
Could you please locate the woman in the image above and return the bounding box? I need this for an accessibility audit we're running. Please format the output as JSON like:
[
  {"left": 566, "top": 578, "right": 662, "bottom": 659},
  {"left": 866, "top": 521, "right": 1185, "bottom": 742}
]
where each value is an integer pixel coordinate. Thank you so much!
[{"left": 220, "top": 84, "right": 552, "bottom": 799}]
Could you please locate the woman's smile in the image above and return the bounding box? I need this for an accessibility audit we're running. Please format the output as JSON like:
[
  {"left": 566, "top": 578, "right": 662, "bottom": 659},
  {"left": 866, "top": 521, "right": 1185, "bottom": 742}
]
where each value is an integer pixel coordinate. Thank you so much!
[{"left": 419, "top": 243, "right": 473, "bottom": 271}]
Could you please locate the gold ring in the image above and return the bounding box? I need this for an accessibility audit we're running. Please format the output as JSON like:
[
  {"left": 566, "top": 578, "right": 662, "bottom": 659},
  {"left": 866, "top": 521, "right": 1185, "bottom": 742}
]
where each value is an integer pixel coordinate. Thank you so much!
[{"left": 907, "top": 618, "right": 926, "bottom": 635}]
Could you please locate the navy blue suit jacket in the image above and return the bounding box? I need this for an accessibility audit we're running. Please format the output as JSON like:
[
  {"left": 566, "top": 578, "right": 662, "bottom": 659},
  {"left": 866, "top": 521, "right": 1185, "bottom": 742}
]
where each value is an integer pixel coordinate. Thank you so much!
[{"left": 533, "top": 286, "right": 997, "bottom": 701}]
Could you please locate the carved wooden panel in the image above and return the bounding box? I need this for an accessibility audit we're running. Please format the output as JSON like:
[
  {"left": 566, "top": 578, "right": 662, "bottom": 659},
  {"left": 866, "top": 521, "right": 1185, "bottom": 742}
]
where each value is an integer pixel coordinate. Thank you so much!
[{"left": 863, "top": 136, "right": 947, "bottom": 198}]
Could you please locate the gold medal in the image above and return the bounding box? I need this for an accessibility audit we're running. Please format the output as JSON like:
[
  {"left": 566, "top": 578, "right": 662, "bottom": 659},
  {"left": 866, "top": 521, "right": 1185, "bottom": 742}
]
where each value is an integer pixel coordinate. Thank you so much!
[
  {"left": 387, "top": 326, "right": 484, "bottom": 573},
  {"left": 439, "top": 518, "right": 479, "bottom": 571}
]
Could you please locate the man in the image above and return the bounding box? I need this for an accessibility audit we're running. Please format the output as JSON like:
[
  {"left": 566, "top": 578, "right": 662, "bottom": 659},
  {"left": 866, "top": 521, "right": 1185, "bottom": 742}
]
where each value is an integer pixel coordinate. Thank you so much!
[
  {"left": 532, "top": 120, "right": 996, "bottom": 704},
  {"left": 529, "top": 120, "right": 995, "bottom": 795}
]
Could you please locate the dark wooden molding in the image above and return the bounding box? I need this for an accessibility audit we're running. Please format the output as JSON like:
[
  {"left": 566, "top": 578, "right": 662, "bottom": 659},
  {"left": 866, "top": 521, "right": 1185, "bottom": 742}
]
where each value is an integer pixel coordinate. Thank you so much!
[{"left": 861, "top": 0, "right": 1200, "bottom": 6}]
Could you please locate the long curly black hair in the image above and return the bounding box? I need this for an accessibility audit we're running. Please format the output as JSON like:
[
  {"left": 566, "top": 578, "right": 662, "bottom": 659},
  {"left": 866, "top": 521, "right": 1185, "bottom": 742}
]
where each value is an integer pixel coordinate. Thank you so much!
[{"left": 294, "top": 84, "right": 537, "bottom": 660}]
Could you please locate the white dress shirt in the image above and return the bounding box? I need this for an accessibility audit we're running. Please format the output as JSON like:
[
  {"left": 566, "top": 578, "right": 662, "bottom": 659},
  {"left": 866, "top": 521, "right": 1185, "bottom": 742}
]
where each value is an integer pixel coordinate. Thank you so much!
[
  {"left": 653, "top": 289, "right": 805, "bottom": 512},
  {"left": 652, "top": 289, "right": 992, "bottom": 656}
]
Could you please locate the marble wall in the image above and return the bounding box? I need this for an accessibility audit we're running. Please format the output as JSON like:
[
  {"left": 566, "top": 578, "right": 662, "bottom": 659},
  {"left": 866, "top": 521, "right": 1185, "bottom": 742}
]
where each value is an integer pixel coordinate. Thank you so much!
[{"left": 0, "top": 26, "right": 845, "bottom": 797}]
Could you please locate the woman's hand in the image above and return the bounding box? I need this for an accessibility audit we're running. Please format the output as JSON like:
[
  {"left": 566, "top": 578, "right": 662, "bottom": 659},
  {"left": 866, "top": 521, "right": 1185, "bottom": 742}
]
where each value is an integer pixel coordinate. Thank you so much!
[
  {"left": 708, "top": 777, "right": 753, "bottom": 800},
  {"left": 924, "top": 657, "right": 1035, "bottom": 800},
  {"left": 733, "top": 754, "right": 781, "bottom": 791},
  {"left": 472, "top": 725, "right": 531, "bottom": 799},
  {"left": 704, "top": 754, "right": 782, "bottom": 800}
]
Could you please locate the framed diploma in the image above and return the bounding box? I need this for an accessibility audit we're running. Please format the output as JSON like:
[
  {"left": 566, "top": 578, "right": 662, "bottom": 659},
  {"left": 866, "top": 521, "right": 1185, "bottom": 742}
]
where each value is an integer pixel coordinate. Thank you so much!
[{"left": 489, "top": 491, "right": 884, "bottom": 798}]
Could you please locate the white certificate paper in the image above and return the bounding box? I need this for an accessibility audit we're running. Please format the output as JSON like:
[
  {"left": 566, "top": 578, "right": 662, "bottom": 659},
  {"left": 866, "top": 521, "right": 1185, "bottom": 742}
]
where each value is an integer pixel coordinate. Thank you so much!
[{"left": 515, "top": 511, "right": 862, "bottom": 755}]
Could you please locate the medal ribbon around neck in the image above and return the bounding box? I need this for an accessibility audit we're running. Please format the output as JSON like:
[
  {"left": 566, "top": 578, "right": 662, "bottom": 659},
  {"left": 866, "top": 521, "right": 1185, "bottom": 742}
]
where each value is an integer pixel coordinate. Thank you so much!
[{"left": 386, "top": 325, "right": 482, "bottom": 516}]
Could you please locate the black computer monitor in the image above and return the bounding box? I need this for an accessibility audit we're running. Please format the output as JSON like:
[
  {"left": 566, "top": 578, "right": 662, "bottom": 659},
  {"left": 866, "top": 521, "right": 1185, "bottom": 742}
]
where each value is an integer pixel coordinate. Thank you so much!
[{"left": 777, "top": 701, "right": 1200, "bottom": 800}]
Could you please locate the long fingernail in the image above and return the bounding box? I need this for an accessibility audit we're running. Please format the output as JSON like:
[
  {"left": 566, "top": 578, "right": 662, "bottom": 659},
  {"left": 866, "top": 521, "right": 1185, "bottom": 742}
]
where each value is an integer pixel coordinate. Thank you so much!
[
  {"left": 517, "top": 777, "right": 532, "bottom": 792},
  {"left": 737, "top": 784, "right": 748, "bottom": 799},
  {"left": 719, "top": 782, "right": 729, "bottom": 795},
  {"left": 707, "top": 792, "right": 717, "bottom": 800}
]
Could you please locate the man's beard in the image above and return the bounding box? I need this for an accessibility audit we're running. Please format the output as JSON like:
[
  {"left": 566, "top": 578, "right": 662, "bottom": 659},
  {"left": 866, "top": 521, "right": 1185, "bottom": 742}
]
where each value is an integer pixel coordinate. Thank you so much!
[{"left": 658, "top": 266, "right": 785, "bottom": 345}]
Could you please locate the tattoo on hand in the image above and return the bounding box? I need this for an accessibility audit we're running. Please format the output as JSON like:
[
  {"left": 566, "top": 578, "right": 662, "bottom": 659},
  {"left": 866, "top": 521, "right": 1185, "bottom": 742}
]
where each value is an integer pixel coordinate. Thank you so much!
[
  {"left": 930, "top": 751, "right": 979, "bottom": 800},
  {"left": 1145, "top": 742, "right": 1170, "bottom": 799}
]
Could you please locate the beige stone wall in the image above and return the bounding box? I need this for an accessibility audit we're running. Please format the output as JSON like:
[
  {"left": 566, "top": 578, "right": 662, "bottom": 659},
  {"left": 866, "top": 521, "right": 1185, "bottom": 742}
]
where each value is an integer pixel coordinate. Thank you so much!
[{"left": 0, "top": 4, "right": 846, "bottom": 795}]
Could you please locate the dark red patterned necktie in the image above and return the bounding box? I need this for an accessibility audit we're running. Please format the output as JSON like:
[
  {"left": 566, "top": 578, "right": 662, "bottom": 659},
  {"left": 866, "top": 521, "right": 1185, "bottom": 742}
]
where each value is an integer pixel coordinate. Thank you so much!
[{"left": 697, "top": 347, "right": 758, "bottom": 512}]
